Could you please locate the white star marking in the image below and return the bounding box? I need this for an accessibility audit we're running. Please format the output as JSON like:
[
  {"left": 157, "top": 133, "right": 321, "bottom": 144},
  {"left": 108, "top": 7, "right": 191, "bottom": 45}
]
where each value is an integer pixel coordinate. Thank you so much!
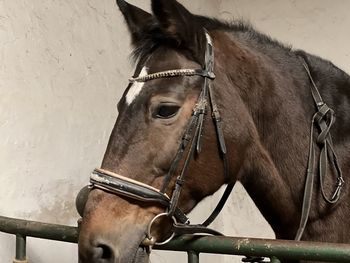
[{"left": 126, "top": 66, "right": 148, "bottom": 105}]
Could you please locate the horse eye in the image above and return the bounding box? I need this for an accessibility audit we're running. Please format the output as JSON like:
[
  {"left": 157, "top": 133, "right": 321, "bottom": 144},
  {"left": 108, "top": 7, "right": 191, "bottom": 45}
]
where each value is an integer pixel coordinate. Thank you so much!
[{"left": 155, "top": 104, "right": 180, "bottom": 119}]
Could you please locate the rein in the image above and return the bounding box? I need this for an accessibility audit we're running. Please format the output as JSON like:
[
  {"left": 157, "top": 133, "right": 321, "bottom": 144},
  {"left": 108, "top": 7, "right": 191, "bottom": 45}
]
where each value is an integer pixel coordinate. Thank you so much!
[
  {"left": 90, "top": 30, "right": 235, "bottom": 246},
  {"left": 295, "top": 57, "right": 345, "bottom": 241}
]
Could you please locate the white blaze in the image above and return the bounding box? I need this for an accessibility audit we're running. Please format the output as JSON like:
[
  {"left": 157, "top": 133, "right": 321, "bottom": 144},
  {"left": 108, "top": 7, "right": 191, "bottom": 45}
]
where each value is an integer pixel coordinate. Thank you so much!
[{"left": 126, "top": 66, "right": 148, "bottom": 105}]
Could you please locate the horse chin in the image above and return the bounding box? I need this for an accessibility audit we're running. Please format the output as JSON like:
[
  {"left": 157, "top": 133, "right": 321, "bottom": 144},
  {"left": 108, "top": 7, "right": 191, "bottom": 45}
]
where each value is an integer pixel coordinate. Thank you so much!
[{"left": 131, "top": 247, "right": 150, "bottom": 263}]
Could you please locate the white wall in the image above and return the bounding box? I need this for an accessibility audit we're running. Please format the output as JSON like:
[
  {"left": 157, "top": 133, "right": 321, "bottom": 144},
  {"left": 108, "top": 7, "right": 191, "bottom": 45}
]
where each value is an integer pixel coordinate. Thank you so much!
[
  {"left": 0, "top": 1, "right": 348, "bottom": 263},
  {"left": 219, "top": 0, "right": 350, "bottom": 73}
]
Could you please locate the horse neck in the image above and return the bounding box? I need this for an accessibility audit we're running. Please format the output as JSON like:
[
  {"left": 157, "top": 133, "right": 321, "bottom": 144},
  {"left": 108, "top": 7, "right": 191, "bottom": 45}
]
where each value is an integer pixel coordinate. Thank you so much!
[{"left": 213, "top": 31, "right": 315, "bottom": 238}]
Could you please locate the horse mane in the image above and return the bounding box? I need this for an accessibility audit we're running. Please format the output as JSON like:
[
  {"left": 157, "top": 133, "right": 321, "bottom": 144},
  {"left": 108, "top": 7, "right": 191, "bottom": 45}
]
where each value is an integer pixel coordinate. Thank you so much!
[{"left": 131, "top": 15, "right": 292, "bottom": 65}]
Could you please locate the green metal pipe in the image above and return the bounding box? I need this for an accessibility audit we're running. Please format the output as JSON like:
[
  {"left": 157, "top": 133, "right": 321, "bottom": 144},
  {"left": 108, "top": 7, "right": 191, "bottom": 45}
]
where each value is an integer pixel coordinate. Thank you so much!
[
  {"left": 0, "top": 216, "right": 78, "bottom": 243},
  {"left": 156, "top": 235, "right": 350, "bottom": 262},
  {"left": 2, "top": 215, "right": 350, "bottom": 262},
  {"left": 15, "top": 234, "right": 27, "bottom": 262},
  {"left": 187, "top": 251, "right": 199, "bottom": 263}
]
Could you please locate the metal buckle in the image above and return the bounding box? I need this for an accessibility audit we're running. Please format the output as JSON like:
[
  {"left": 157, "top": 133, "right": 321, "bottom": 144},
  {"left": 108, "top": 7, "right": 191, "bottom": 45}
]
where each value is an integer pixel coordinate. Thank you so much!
[{"left": 337, "top": 176, "right": 345, "bottom": 187}]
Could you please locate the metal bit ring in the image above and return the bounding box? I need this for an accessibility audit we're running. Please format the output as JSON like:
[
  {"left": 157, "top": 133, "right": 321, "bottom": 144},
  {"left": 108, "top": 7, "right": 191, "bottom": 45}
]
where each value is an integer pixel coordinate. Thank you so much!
[{"left": 143, "top": 212, "right": 177, "bottom": 246}]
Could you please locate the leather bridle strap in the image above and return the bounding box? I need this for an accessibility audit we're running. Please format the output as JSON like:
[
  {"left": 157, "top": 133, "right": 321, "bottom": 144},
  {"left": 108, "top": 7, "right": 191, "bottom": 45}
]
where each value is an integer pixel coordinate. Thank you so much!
[
  {"left": 295, "top": 57, "right": 345, "bottom": 241},
  {"left": 129, "top": 68, "right": 215, "bottom": 83},
  {"left": 160, "top": 31, "right": 234, "bottom": 232},
  {"left": 91, "top": 169, "right": 170, "bottom": 205},
  {"left": 90, "top": 169, "right": 189, "bottom": 224}
]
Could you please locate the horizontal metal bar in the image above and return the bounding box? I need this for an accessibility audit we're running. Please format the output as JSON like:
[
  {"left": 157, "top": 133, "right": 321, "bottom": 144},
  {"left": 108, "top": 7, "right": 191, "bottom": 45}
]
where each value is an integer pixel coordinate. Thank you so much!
[
  {"left": 155, "top": 235, "right": 350, "bottom": 262},
  {"left": 1, "top": 215, "right": 350, "bottom": 262},
  {"left": 0, "top": 215, "right": 78, "bottom": 243}
]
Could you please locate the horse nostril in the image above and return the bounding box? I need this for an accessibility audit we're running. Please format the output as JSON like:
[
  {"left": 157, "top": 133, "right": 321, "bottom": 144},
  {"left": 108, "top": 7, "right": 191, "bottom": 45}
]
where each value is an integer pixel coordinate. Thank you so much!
[
  {"left": 86, "top": 242, "right": 115, "bottom": 262},
  {"left": 79, "top": 231, "right": 119, "bottom": 262},
  {"left": 97, "top": 244, "right": 113, "bottom": 259}
]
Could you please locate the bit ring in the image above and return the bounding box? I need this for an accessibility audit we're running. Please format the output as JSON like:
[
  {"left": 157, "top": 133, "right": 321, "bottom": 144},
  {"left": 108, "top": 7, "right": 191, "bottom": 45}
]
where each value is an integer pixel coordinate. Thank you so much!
[{"left": 143, "top": 212, "right": 177, "bottom": 246}]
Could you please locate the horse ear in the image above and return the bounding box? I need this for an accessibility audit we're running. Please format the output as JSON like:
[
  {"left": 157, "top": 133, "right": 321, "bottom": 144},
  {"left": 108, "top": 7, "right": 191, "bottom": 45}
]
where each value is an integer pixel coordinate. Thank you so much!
[
  {"left": 116, "top": 0, "right": 152, "bottom": 45},
  {"left": 151, "top": 0, "right": 202, "bottom": 47}
]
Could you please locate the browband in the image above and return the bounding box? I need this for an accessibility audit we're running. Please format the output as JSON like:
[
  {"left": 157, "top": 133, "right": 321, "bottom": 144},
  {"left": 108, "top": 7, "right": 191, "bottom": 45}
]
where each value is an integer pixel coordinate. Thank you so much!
[{"left": 129, "top": 69, "right": 215, "bottom": 83}]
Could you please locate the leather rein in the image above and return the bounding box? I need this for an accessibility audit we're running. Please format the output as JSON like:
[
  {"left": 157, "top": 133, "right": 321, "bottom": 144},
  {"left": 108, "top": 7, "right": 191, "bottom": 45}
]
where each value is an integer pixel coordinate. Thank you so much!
[
  {"left": 295, "top": 57, "right": 345, "bottom": 241},
  {"left": 90, "top": 31, "right": 235, "bottom": 246},
  {"left": 88, "top": 30, "right": 345, "bottom": 248}
]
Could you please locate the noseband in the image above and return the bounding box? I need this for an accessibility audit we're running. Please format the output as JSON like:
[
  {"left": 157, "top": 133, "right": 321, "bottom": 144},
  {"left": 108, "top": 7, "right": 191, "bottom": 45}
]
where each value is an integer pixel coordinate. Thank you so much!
[{"left": 90, "top": 30, "right": 234, "bottom": 245}]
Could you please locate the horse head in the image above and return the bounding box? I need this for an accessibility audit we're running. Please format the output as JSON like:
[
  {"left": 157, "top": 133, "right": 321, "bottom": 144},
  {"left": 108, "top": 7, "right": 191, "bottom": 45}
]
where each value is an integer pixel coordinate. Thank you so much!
[{"left": 78, "top": 1, "right": 242, "bottom": 262}]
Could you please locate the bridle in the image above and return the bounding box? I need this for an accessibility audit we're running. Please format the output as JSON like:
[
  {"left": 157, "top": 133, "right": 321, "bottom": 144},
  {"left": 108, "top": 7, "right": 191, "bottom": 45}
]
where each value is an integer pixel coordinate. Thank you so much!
[
  {"left": 90, "top": 30, "right": 235, "bottom": 246},
  {"left": 87, "top": 30, "right": 346, "bottom": 249}
]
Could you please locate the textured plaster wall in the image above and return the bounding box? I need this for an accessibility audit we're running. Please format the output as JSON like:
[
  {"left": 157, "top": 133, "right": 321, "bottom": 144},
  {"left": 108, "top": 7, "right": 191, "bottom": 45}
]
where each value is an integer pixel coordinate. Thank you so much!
[
  {"left": 219, "top": 0, "right": 350, "bottom": 73},
  {"left": 0, "top": 1, "right": 348, "bottom": 263}
]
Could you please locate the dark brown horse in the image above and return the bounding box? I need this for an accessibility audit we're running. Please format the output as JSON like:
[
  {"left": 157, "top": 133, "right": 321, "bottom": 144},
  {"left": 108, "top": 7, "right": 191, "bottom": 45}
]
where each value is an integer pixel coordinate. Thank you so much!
[{"left": 78, "top": 0, "right": 350, "bottom": 262}]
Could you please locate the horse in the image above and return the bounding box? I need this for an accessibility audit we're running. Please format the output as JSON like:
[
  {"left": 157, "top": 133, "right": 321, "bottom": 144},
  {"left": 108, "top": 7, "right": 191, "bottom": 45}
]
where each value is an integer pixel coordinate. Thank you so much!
[{"left": 78, "top": 0, "right": 350, "bottom": 262}]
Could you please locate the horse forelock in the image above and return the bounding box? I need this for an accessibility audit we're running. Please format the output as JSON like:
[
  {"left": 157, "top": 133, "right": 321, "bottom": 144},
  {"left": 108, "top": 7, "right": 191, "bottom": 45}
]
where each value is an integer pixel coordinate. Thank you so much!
[{"left": 129, "top": 13, "right": 293, "bottom": 66}]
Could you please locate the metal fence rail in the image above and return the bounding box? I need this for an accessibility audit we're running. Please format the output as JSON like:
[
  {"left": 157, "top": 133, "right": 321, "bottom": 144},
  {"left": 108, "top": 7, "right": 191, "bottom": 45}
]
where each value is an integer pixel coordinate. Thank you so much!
[{"left": 1, "top": 215, "right": 350, "bottom": 263}]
